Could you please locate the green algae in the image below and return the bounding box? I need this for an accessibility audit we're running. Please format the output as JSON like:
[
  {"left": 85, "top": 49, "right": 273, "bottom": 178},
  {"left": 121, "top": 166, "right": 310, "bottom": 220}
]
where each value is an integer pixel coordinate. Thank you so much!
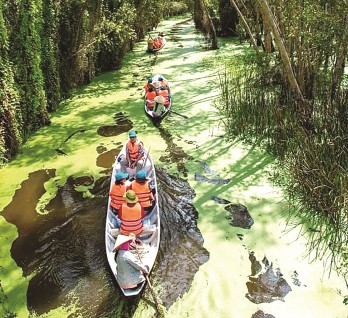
[{"left": 0, "top": 15, "right": 347, "bottom": 318}]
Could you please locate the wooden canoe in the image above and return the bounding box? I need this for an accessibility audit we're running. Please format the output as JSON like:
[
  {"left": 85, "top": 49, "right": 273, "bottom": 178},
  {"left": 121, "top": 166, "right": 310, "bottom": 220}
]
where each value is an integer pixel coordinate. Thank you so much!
[{"left": 105, "top": 144, "right": 160, "bottom": 296}]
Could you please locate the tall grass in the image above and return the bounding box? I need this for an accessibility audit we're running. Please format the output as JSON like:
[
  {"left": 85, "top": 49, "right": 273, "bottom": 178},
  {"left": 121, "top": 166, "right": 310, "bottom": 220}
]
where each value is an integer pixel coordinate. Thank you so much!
[{"left": 215, "top": 63, "right": 348, "bottom": 283}]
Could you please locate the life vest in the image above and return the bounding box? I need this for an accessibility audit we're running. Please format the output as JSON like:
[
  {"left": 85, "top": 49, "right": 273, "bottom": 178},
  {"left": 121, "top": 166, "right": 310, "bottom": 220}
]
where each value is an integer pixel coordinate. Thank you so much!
[
  {"left": 159, "top": 80, "right": 167, "bottom": 87},
  {"left": 145, "top": 91, "right": 157, "bottom": 108},
  {"left": 153, "top": 39, "right": 160, "bottom": 49},
  {"left": 157, "top": 37, "right": 163, "bottom": 46},
  {"left": 109, "top": 183, "right": 127, "bottom": 210},
  {"left": 119, "top": 203, "right": 143, "bottom": 235},
  {"left": 159, "top": 89, "right": 170, "bottom": 106},
  {"left": 130, "top": 181, "right": 154, "bottom": 208},
  {"left": 127, "top": 139, "right": 143, "bottom": 161},
  {"left": 144, "top": 83, "right": 150, "bottom": 92}
]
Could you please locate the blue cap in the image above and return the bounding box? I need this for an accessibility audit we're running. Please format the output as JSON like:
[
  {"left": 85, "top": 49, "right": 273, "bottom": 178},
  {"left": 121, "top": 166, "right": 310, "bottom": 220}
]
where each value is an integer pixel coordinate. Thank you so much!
[
  {"left": 115, "top": 171, "right": 128, "bottom": 181},
  {"left": 136, "top": 170, "right": 147, "bottom": 180},
  {"left": 129, "top": 130, "right": 137, "bottom": 137}
]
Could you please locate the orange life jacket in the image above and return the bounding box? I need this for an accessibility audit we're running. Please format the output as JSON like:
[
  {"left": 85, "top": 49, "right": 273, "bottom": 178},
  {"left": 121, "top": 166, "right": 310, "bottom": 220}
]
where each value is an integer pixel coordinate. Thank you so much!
[
  {"left": 130, "top": 181, "right": 154, "bottom": 208},
  {"left": 159, "top": 80, "right": 167, "bottom": 87},
  {"left": 157, "top": 37, "right": 163, "bottom": 46},
  {"left": 145, "top": 91, "right": 157, "bottom": 108},
  {"left": 119, "top": 203, "right": 144, "bottom": 235},
  {"left": 127, "top": 139, "right": 143, "bottom": 161},
  {"left": 159, "top": 89, "right": 170, "bottom": 106},
  {"left": 144, "top": 83, "right": 150, "bottom": 92},
  {"left": 153, "top": 39, "right": 160, "bottom": 49},
  {"left": 109, "top": 183, "right": 127, "bottom": 210}
]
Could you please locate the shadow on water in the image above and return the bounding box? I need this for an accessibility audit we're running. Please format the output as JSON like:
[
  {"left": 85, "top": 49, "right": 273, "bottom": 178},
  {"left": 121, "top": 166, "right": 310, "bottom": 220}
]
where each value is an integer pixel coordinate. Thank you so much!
[
  {"left": 1, "top": 114, "right": 209, "bottom": 317},
  {"left": 156, "top": 125, "right": 193, "bottom": 177}
]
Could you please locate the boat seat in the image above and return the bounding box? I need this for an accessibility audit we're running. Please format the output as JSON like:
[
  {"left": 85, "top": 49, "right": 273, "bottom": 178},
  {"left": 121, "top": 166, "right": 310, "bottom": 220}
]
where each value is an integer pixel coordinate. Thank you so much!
[{"left": 110, "top": 228, "right": 120, "bottom": 237}]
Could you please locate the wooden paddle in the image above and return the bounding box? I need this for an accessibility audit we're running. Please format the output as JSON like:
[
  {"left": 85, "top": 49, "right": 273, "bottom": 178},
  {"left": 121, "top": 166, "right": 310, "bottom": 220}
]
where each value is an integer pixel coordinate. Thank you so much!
[
  {"left": 170, "top": 109, "right": 189, "bottom": 119},
  {"left": 142, "top": 146, "right": 151, "bottom": 168},
  {"left": 134, "top": 244, "right": 166, "bottom": 317}
]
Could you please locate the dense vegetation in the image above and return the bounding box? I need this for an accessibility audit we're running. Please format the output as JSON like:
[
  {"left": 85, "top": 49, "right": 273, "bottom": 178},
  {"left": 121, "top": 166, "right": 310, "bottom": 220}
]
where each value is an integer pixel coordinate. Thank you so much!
[
  {"left": 0, "top": 0, "right": 188, "bottom": 165},
  {"left": 213, "top": 0, "right": 347, "bottom": 281},
  {"left": 0, "top": 0, "right": 346, "bottom": 286}
]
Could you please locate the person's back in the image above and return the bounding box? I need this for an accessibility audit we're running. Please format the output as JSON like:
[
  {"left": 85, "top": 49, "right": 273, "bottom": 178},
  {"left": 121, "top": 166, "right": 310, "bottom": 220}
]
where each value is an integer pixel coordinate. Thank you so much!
[
  {"left": 119, "top": 190, "right": 145, "bottom": 235},
  {"left": 159, "top": 87, "right": 170, "bottom": 106},
  {"left": 145, "top": 87, "right": 157, "bottom": 108},
  {"left": 109, "top": 171, "right": 129, "bottom": 212},
  {"left": 144, "top": 77, "right": 154, "bottom": 93},
  {"left": 114, "top": 234, "right": 149, "bottom": 290},
  {"left": 130, "top": 170, "right": 155, "bottom": 213}
]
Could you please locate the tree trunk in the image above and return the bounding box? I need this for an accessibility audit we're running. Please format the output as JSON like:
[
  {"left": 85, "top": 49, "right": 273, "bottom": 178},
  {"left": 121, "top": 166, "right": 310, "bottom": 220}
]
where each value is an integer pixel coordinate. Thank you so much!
[
  {"left": 258, "top": 0, "right": 305, "bottom": 102},
  {"left": 230, "top": 0, "right": 261, "bottom": 61},
  {"left": 194, "top": 0, "right": 219, "bottom": 49}
]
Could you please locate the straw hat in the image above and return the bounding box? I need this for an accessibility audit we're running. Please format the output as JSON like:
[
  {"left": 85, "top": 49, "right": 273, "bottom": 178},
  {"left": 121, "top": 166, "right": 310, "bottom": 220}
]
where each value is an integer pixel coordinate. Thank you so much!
[
  {"left": 124, "top": 190, "right": 138, "bottom": 203},
  {"left": 113, "top": 233, "right": 135, "bottom": 251},
  {"left": 154, "top": 95, "right": 166, "bottom": 104}
]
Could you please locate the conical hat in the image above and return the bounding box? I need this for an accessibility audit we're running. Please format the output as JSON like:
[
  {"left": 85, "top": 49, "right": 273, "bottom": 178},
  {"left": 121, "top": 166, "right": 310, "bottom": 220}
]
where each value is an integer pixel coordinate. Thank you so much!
[
  {"left": 154, "top": 95, "right": 166, "bottom": 104},
  {"left": 113, "top": 234, "right": 135, "bottom": 251}
]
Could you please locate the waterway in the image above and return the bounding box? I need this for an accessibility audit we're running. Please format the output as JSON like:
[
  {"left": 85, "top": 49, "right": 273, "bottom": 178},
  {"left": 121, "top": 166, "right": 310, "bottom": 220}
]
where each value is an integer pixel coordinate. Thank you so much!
[{"left": 0, "top": 16, "right": 346, "bottom": 318}]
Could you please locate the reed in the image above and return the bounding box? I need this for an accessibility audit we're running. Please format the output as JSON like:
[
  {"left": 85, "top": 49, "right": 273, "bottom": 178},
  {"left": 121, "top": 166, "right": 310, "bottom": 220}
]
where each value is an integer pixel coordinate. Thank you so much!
[{"left": 215, "top": 62, "right": 348, "bottom": 281}]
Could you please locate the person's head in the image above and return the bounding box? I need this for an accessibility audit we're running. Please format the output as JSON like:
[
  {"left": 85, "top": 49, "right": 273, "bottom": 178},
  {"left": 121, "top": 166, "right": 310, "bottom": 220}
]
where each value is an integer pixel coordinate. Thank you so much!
[
  {"left": 115, "top": 171, "right": 128, "bottom": 184},
  {"left": 158, "top": 32, "right": 164, "bottom": 37},
  {"left": 158, "top": 76, "right": 163, "bottom": 81},
  {"left": 135, "top": 170, "right": 147, "bottom": 183},
  {"left": 124, "top": 190, "right": 138, "bottom": 204},
  {"left": 147, "top": 78, "right": 152, "bottom": 84},
  {"left": 128, "top": 130, "right": 137, "bottom": 142}
]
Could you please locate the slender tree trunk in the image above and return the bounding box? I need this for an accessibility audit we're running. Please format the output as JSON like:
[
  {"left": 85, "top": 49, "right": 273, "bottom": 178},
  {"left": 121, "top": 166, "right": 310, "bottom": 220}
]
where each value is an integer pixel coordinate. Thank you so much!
[
  {"left": 258, "top": 0, "right": 305, "bottom": 102},
  {"left": 331, "top": 13, "right": 348, "bottom": 99},
  {"left": 230, "top": 0, "right": 261, "bottom": 61},
  {"left": 194, "top": 0, "right": 219, "bottom": 49}
]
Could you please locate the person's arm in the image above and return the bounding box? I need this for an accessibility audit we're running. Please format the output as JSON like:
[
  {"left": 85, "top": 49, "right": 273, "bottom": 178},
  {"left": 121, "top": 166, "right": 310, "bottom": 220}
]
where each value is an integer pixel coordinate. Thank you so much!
[
  {"left": 141, "top": 206, "right": 146, "bottom": 218},
  {"left": 118, "top": 205, "right": 123, "bottom": 218},
  {"left": 125, "top": 251, "right": 149, "bottom": 274}
]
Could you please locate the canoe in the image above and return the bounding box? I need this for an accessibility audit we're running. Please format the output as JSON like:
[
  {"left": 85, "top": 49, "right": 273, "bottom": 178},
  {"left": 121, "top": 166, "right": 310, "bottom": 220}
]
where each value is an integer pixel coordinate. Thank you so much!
[
  {"left": 144, "top": 74, "right": 172, "bottom": 122},
  {"left": 147, "top": 35, "right": 166, "bottom": 53},
  {"left": 105, "top": 144, "right": 160, "bottom": 296}
]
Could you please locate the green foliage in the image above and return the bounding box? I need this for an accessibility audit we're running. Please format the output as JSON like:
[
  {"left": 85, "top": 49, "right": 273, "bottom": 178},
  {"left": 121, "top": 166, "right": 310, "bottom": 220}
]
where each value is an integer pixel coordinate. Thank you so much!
[
  {"left": 0, "top": 0, "right": 167, "bottom": 162},
  {"left": 215, "top": 0, "right": 348, "bottom": 276},
  {"left": 0, "top": 0, "right": 22, "bottom": 165}
]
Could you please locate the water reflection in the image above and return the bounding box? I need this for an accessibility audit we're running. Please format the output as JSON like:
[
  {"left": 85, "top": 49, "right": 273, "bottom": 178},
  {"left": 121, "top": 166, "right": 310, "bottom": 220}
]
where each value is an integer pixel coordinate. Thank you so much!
[{"left": 1, "top": 166, "right": 208, "bottom": 317}]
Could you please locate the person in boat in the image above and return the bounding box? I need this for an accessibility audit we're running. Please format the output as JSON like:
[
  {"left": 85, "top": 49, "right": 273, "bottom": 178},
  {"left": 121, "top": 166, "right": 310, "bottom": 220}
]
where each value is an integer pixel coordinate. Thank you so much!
[
  {"left": 129, "top": 170, "right": 155, "bottom": 214},
  {"left": 114, "top": 233, "right": 149, "bottom": 290},
  {"left": 158, "top": 76, "right": 170, "bottom": 93},
  {"left": 153, "top": 95, "right": 166, "bottom": 114},
  {"left": 143, "top": 77, "right": 154, "bottom": 93},
  {"left": 158, "top": 86, "right": 170, "bottom": 106},
  {"left": 118, "top": 190, "right": 145, "bottom": 236},
  {"left": 120, "top": 130, "right": 145, "bottom": 173},
  {"left": 109, "top": 171, "right": 129, "bottom": 214},
  {"left": 145, "top": 86, "right": 157, "bottom": 109}
]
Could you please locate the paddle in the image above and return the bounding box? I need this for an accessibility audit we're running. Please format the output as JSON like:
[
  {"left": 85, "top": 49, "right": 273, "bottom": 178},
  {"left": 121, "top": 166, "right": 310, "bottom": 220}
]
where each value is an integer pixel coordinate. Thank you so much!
[
  {"left": 142, "top": 146, "right": 151, "bottom": 168},
  {"left": 134, "top": 244, "right": 166, "bottom": 317},
  {"left": 170, "top": 109, "right": 189, "bottom": 119}
]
